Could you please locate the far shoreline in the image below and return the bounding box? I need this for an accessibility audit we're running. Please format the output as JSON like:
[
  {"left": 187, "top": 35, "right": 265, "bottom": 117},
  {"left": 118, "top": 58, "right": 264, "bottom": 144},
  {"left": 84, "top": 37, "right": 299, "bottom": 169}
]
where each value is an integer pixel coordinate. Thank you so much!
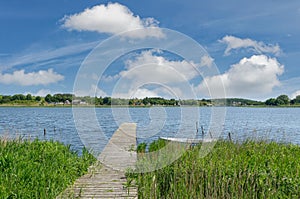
[{"left": 0, "top": 104, "right": 300, "bottom": 108}]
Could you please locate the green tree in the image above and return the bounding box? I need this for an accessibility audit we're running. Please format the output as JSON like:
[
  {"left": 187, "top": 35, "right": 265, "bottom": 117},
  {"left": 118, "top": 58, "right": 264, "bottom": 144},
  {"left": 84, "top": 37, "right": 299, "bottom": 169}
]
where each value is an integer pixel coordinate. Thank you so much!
[
  {"left": 12, "top": 94, "right": 26, "bottom": 101},
  {"left": 1, "top": 95, "right": 11, "bottom": 103},
  {"left": 142, "top": 97, "right": 150, "bottom": 105},
  {"left": 26, "top": 94, "right": 33, "bottom": 101},
  {"left": 294, "top": 95, "right": 300, "bottom": 104},
  {"left": 103, "top": 97, "right": 111, "bottom": 105},
  {"left": 276, "top": 95, "right": 290, "bottom": 105},
  {"left": 63, "top": 94, "right": 73, "bottom": 102},
  {"left": 95, "top": 97, "right": 103, "bottom": 105},
  {"left": 169, "top": 99, "right": 176, "bottom": 106},
  {"left": 53, "top": 94, "right": 63, "bottom": 102},
  {"left": 45, "top": 94, "right": 53, "bottom": 103},
  {"left": 265, "top": 98, "right": 277, "bottom": 106},
  {"left": 128, "top": 99, "right": 134, "bottom": 106},
  {"left": 35, "top": 96, "right": 41, "bottom": 102}
]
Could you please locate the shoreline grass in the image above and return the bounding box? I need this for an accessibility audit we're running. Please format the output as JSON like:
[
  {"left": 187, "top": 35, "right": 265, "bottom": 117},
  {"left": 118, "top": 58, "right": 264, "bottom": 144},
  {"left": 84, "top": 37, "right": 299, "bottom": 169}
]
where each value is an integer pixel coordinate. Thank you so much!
[
  {"left": 0, "top": 138, "right": 96, "bottom": 198},
  {"left": 131, "top": 139, "right": 300, "bottom": 198}
]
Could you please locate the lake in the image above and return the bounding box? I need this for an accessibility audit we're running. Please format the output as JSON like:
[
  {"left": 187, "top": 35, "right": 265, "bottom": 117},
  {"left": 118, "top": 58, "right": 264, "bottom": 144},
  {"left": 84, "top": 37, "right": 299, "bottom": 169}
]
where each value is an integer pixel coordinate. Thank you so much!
[{"left": 0, "top": 107, "right": 299, "bottom": 153}]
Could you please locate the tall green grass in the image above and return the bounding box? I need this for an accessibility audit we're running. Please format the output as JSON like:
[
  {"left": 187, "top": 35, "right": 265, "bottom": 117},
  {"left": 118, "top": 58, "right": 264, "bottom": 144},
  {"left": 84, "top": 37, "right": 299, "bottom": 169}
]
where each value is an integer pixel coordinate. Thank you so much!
[
  {"left": 132, "top": 139, "right": 300, "bottom": 198},
  {"left": 0, "top": 138, "right": 96, "bottom": 198}
]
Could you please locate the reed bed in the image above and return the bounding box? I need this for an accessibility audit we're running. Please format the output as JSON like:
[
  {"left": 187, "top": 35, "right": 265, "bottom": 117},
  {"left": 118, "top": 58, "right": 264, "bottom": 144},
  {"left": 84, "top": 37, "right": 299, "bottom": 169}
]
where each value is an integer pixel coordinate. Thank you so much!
[
  {"left": 130, "top": 139, "right": 300, "bottom": 198},
  {"left": 0, "top": 138, "right": 96, "bottom": 198}
]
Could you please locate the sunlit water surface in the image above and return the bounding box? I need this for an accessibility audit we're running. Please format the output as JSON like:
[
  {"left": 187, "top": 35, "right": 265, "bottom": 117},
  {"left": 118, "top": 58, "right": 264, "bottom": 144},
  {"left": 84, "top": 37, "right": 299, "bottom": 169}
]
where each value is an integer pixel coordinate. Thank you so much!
[{"left": 0, "top": 107, "right": 299, "bottom": 153}]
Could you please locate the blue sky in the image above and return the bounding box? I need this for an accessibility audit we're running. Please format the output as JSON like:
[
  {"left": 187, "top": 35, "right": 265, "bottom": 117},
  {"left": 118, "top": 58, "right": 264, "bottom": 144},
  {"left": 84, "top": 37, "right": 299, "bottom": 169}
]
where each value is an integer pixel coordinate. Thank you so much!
[{"left": 1, "top": 0, "right": 300, "bottom": 100}]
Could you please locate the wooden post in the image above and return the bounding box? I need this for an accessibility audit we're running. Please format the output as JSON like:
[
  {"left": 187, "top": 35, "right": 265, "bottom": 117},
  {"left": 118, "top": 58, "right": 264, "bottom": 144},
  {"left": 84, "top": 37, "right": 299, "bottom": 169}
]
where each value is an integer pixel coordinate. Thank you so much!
[
  {"left": 201, "top": 125, "right": 205, "bottom": 136},
  {"left": 209, "top": 131, "right": 213, "bottom": 139}
]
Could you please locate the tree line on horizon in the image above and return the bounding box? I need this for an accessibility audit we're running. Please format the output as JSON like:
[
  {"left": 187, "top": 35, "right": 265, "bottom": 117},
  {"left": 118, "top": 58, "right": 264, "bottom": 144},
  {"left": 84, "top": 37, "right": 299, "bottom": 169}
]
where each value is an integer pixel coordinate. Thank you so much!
[{"left": 0, "top": 93, "right": 300, "bottom": 106}]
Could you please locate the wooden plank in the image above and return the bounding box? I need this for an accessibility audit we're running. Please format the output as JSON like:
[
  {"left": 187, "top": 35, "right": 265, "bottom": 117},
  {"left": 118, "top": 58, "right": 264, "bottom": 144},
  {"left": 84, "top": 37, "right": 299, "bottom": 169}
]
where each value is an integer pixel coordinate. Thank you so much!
[
  {"left": 98, "top": 123, "right": 137, "bottom": 171},
  {"left": 58, "top": 123, "right": 137, "bottom": 199}
]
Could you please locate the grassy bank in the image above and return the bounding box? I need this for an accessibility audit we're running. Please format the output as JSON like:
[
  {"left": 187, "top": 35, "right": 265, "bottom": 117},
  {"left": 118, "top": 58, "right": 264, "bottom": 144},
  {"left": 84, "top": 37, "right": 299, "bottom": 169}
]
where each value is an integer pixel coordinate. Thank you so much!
[
  {"left": 0, "top": 138, "right": 96, "bottom": 198},
  {"left": 131, "top": 139, "right": 300, "bottom": 198}
]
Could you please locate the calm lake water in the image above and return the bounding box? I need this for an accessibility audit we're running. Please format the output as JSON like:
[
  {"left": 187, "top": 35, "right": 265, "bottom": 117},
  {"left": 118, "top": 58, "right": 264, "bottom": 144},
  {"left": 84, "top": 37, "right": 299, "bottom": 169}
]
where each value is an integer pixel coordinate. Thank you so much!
[{"left": 0, "top": 107, "right": 299, "bottom": 153}]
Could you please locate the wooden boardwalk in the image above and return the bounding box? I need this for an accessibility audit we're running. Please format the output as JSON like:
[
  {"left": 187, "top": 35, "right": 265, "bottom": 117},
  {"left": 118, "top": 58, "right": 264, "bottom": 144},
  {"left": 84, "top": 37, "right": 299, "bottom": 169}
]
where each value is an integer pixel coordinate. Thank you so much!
[{"left": 58, "top": 123, "right": 137, "bottom": 199}]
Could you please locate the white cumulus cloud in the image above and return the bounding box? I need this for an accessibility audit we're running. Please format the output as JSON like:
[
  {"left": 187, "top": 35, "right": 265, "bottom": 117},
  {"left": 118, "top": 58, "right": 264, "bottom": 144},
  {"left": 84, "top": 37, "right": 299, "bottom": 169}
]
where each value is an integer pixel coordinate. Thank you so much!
[
  {"left": 120, "top": 50, "right": 199, "bottom": 83},
  {"left": 220, "top": 35, "right": 281, "bottom": 56},
  {"left": 131, "top": 88, "right": 159, "bottom": 98},
  {"left": 112, "top": 88, "right": 159, "bottom": 99},
  {"left": 199, "top": 55, "right": 214, "bottom": 67},
  {"left": 74, "top": 84, "right": 107, "bottom": 97},
  {"left": 34, "top": 89, "right": 53, "bottom": 97},
  {"left": 0, "top": 69, "right": 64, "bottom": 86},
  {"left": 197, "top": 55, "right": 284, "bottom": 98},
  {"left": 61, "top": 2, "right": 164, "bottom": 39},
  {"left": 103, "top": 50, "right": 200, "bottom": 99}
]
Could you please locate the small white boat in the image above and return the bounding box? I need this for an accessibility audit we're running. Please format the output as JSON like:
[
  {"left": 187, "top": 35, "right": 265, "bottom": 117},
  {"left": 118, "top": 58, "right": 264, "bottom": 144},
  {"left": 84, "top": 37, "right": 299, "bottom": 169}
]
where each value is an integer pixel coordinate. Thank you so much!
[{"left": 160, "top": 136, "right": 217, "bottom": 144}]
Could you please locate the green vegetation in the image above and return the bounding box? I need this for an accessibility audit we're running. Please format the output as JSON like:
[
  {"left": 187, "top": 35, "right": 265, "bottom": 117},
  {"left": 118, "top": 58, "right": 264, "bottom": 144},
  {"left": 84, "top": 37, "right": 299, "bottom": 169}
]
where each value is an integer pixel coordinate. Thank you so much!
[
  {"left": 265, "top": 94, "right": 290, "bottom": 106},
  {"left": 130, "top": 139, "right": 300, "bottom": 198},
  {"left": 0, "top": 93, "right": 73, "bottom": 106},
  {"left": 0, "top": 138, "right": 96, "bottom": 198},
  {"left": 44, "top": 93, "right": 73, "bottom": 104},
  {"left": 1, "top": 93, "right": 300, "bottom": 107},
  {"left": 0, "top": 94, "right": 41, "bottom": 106},
  {"left": 214, "top": 98, "right": 264, "bottom": 106}
]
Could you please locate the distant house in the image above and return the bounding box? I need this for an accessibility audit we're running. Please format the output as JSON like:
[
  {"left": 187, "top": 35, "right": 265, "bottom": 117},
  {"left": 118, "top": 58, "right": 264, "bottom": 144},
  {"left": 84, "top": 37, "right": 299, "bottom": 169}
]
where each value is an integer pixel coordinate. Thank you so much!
[
  {"left": 72, "top": 100, "right": 81, "bottom": 105},
  {"left": 72, "top": 100, "right": 88, "bottom": 105},
  {"left": 64, "top": 100, "right": 71, "bottom": 105},
  {"left": 80, "top": 101, "right": 87, "bottom": 105},
  {"left": 232, "top": 101, "right": 242, "bottom": 106}
]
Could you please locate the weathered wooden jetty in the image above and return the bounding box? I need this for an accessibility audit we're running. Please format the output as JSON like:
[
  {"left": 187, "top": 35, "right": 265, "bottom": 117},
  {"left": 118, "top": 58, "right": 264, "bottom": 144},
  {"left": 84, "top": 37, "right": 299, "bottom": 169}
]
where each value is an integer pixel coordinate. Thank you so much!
[{"left": 58, "top": 123, "right": 137, "bottom": 199}]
